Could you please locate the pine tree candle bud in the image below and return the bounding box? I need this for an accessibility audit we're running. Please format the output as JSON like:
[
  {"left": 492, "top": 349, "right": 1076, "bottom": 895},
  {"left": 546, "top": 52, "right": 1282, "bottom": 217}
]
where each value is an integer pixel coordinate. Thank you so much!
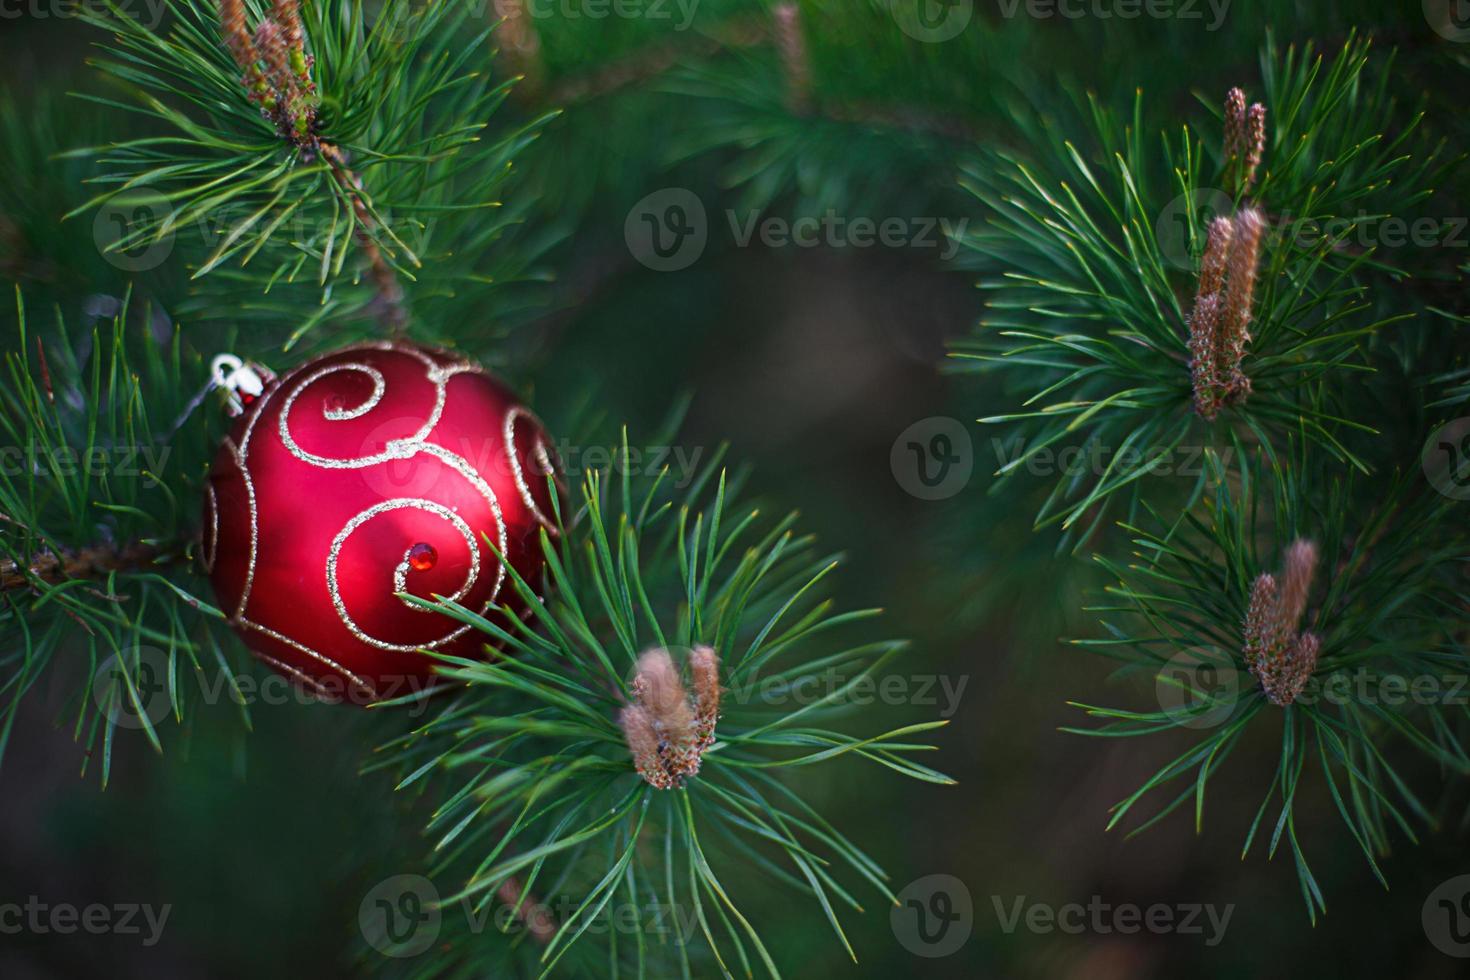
[
  {"left": 272, "top": 0, "right": 304, "bottom": 52},
  {"left": 1223, "top": 87, "right": 1247, "bottom": 160},
  {"left": 1241, "top": 539, "right": 1321, "bottom": 707},
  {"left": 622, "top": 648, "right": 719, "bottom": 787},
  {"left": 219, "top": 0, "right": 257, "bottom": 70},
  {"left": 494, "top": 0, "right": 541, "bottom": 54},
  {"left": 1188, "top": 294, "right": 1223, "bottom": 420},
  {"left": 1278, "top": 538, "right": 1317, "bottom": 628},
  {"left": 620, "top": 706, "right": 674, "bottom": 790},
  {"left": 1198, "top": 216, "right": 1233, "bottom": 296},
  {"left": 1243, "top": 103, "right": 1266, "bottom": 190},
  {"left": 633, "top": 648, "right": 694, "bottom": 745},
  {"left": 689, "top": 646, "right": 722, "bottom": 748},
  {"left": 1242, "top": 572, "right": 1282, "bottom": 671},
  {"left": 1187, "top": 216, "right": 1234, "bottom": 418},
  {"left": 773, "top": 3, "right": 812, "bottom": 114},
  {"left": 1219, "top": 207, "right": 1264, "bottom": 400},
  {"left": 254, "top": 20, "right": 293, "bottom": 100}
]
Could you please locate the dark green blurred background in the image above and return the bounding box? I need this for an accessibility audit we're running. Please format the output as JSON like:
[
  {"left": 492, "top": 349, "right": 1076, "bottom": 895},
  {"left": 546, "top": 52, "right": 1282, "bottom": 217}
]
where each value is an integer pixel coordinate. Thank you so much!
[{"left": 2, "top": 3, "right": 1468, "bottom": 978}]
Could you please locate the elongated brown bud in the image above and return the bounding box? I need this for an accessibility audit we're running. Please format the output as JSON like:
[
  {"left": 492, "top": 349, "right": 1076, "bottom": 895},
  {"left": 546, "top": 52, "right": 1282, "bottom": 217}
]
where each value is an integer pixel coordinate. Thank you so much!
[
  {"left": 1242, "top": 103, "right": 1266, "bottom": 191},
  {"left": 272, "top": 0, "right": 304, "bottom": 50},
  {"left": 1219, "top": 207, "right": 1263, "bottom": 402},
  {"left": 494, "top": 0, "right": 544, "bottom": 95},
  {"left": 619, "top": 706, "right": 674, "bottom": 790},
  {"left": 1223, "top": 87, "right": 1246, "bottom": 161},
  {"left": 1278, "top": 538, "right": 1317, "bottom": 627},
  {"left": 1241, "top": 539, "right": 1321, "bottom": 707},
  {"left": 689, "top": 646, "right": 722, "bottom": 750},
  {"left": 219, "top": 0, "right": 257, "bottom": 70},
  {"left": 1198, "top": 216, "right": 1233, "bottom": 296},
  {"left": 633, "top": 649, "right": 694, "bottom": 745},
  {"left": 623, "top": 648, "right": 719, "bottom": 788},
  {"left": 773, "top": 3, "right": 811, "bottom": 114},
  {"left": 1242, "top": 572, "right": 1280, "bottom": 671},
  {"left": 1188, "top": 294, "right": 1223, "bottom": 420},
  {"left": 1187, "top": 217, "right": 1235, "bottom": 419},
  {"left": 254, "top": 21, "right": 293, "bottom": 101}
]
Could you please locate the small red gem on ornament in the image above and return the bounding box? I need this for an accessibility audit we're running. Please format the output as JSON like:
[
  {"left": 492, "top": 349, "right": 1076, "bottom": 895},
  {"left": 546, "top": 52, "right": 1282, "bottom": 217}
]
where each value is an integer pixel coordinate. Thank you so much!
[
  {"left": 408, "top": 542, "right": 437, "bottom": 572},
  {"left": 240, "top": 391, "right": 257, "bottom": 406}
]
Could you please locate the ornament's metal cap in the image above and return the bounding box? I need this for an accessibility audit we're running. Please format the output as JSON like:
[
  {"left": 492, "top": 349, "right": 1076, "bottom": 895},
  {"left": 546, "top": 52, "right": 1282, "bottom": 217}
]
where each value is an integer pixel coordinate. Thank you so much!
[{"left": 212, "top": 354, "right": 277, "bottom": 417}]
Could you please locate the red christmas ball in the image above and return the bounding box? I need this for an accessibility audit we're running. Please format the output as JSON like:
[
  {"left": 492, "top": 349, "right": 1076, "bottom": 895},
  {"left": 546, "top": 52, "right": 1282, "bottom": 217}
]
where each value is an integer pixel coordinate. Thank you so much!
[{"left": 202, "top": 341, "right": 560, "bottom": 703}]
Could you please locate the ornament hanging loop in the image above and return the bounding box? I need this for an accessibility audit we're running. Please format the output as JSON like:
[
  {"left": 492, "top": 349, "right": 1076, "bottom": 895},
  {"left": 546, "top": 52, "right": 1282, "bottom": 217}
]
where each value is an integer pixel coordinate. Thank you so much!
[{"left": 212, "top": 354, "right": 277, "bottom": 417}]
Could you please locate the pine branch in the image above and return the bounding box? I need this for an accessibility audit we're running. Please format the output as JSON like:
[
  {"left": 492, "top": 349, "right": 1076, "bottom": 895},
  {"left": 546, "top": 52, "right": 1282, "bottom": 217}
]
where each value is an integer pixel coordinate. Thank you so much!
[
  {"left": 0, "top": 289, "right": 240, "bottom": 784},
  {"left": 1068, "top": 446, "right": 1468, "bottom": 920},
  {"left": 0, "top": 538, "right": 165, "bottom": 594},
  {"left": 70, "top": 0, "right": 548, "bottom": 343},
  {"left": 363, "top": 434, "right": 951, "bottom": 976},
  {"left": 951, "top": 35, "right": 1446, "bottom": 532}
]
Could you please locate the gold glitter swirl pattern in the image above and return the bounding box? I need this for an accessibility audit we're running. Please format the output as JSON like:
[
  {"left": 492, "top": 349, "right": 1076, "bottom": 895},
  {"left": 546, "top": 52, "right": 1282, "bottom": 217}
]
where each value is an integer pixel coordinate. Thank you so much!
[
  {"left": 504, "top": 405, "right": 559, "bottom": 532},
  {"left": 201, "top": 483, "right": 219, "bottom": 573},
  {"left": 218, "top": 341, "right": 549, "bottom": 698},
  {"left": 326, "top": 498, "right": 480, "bottom": 653}
]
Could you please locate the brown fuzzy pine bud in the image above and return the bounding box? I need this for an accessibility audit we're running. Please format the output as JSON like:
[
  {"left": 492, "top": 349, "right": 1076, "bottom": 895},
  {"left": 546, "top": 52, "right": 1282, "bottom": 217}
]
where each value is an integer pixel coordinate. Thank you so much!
[
  {"left": 1242, "top": 572, "right": 1282, "bottom": 671},
  {"left": 1241, "top": 539, "right": 1321, "bottom": 707},
  {"left": 219, "top": 0, "right": 257, "bottom": 70},
  {"left": 1197, "top": 216, "right": 1233, "bottom": 296},
  {"left": 619, "top": 706, "right": 674, "bottom": 790},
  {"left": 1278, "top": 539, "right": 1317, "bottom": 627},
  {"left": 773, "top": 3, "right": 811, "bottom": 114},
  {"left": 254, "top": 20, "right": 293, "bottom": 101},
  {"left": 1223, "top": 87, "right": 1247, "bottom": 161},
  {"left": 1188, "top": 294, "right": 1224, "bottom": 420},
  {"left": 623, "top": 648, "right": 720, "bottom": 788},
  {"left": 1255, "top": 631, "right": 1320, "bottom": 707},
  {"left": 1242, "top": 103, "right": 1266, "bottom": 191},
  {"left": 633, "top": 649, "right": 694, "bottom": 747},
  {"left": 494, "top": 0, "right": 545, "bottom": 98},
  {"left": 272, "top": 0, "right": 304, "bottom": 51},
  {"left": 689, "top": 646, "right": 722, "bottom": 750},
  {"left": 1187, "top": 217, "right": 1234, "bottom": 419},
  {"left": 1219, "top": 207, "right": 1263, "bottom": 400}
]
